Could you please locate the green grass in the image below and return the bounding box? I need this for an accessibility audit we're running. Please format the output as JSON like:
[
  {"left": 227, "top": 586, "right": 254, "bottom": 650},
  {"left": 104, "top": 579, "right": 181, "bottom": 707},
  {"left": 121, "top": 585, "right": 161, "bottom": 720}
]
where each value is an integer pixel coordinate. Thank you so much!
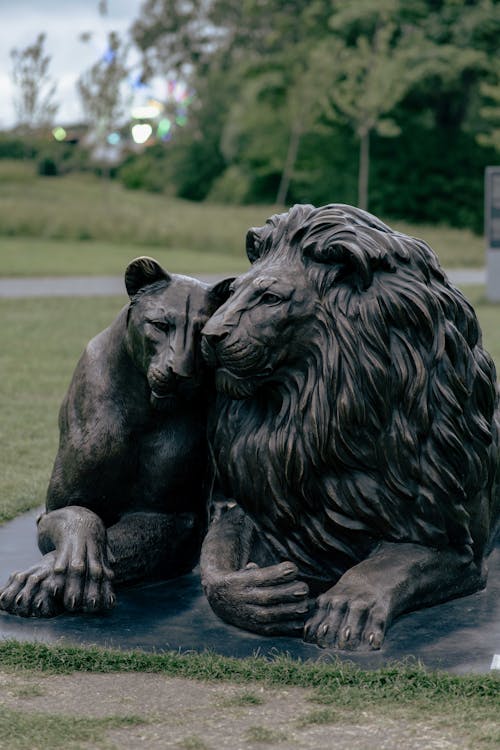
[
  {"left": 0, "top": 641, "right": 497, "bottom": 700},
  {"left": 296, "top": 707, "right": 338, "bottom": 727},
  {"left": 0, "top": 164, "right": 487, "bottom": 273},
  {"left": 0, "top": 164, "right": 275, "bottom": 255},
  {"left": 0, "top": 641, "right": 498, "bottom": 749},
  {"left": 245, "top": 725, "right": 288, "bottom": 743},
  {"left": 0, "top": 642, "right": 497, "bottom": 748},
  {"left": 0, "top": 703, "right": 144, "bottom": 750},
  {"left": 178, "top": 737, "right": 210, "bottom": 750},
  {"left": 0, "top": 238, "right": 250, "bottom": 277},
  {"left": 221, "top": 691, "right": 265, "bottom": 707},
  {"left": 0, "top": 296, "right": 123, "bottom": 522},
  {"left": 0, "top": 287, "right": 498, "bottom": 524}
]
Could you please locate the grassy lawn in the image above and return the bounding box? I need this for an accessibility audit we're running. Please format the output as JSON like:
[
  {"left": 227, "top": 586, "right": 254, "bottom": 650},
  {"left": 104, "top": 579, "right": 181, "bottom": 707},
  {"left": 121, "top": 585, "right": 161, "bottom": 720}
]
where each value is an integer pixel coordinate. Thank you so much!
[
  {"left": 0, "top": 238, "right": 250, "bottom": 278},
  {"left": 0, "top": 642, "right": 498, "bottom": 749},
  {"left": 0, "top": 161, "right": 487, "bottom": 274},
  {"left": 0, "top": 296, "right": 123, "bottom": 521},
  {"left": 0, "top": 287, "right": 498, "bottom": 525}
]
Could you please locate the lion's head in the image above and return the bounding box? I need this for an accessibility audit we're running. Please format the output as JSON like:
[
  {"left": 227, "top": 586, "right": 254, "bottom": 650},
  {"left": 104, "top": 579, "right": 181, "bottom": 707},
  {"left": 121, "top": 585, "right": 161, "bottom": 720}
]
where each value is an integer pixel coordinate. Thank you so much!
[{"left": 202, "top": 204, "right": 499, "bottom": 561}]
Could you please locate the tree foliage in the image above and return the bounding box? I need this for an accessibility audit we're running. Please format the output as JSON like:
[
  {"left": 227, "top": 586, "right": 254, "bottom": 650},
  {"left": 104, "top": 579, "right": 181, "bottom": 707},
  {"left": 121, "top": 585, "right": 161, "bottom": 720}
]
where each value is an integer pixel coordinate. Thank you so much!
[
  {"left": 77, "top": 31, "right": 129, "bottom": 151},
  {"left": 10, "top": 33, "right": 59, "bottom": 130},
  {"left": 128, "top": 0, "right": 500, "bottom": 230}
]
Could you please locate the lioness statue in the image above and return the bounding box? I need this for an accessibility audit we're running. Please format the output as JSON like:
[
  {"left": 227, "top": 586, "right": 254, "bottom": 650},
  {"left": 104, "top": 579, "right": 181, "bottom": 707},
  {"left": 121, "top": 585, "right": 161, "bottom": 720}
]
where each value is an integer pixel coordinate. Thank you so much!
[
  {"left": 200, "top": 203, "right": 500, "bottom": 650},
  {"left": 0, "top": 257, "right": 233, "bottom": 617}
]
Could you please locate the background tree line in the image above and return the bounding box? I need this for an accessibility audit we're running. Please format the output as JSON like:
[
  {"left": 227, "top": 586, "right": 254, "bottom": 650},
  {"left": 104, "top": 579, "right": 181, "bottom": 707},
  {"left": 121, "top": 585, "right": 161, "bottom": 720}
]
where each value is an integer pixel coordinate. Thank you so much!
[
  {"left": 126, "top": 0, "right": 500, "bottom": 232},
  {"left": 7, "top": 0, "right": 500, "bottom": 233}
]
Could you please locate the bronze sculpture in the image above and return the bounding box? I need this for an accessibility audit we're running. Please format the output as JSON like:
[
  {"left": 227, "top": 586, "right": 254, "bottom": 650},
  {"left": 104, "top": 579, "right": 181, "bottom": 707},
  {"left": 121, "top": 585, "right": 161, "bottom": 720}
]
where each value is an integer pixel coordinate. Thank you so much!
[
  {"left": 0, "top": 257, "right": 233, "bottom": 617},
  {"left": 200, "top": 203, "right": 500, "bottom": 650}
]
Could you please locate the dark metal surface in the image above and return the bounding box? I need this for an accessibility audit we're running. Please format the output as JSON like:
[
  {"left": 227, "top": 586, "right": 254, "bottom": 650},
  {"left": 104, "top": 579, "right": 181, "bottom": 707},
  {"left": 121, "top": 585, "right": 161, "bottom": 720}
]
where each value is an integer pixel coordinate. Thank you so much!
[
  {"left": 199, "top": 204, "right": 500, "bottom": 650},
  {"left": 0, "top": 261, "right": 236, "bottom": 619},
  {"left": 1, "top": 510, "right": 499, "bottom": 674}
]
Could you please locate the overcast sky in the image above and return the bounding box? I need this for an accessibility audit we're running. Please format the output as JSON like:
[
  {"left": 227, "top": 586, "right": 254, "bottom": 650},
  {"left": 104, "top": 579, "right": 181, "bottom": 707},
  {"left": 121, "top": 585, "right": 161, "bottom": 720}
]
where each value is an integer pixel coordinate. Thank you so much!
[{"left": 0, "top": 0, "right": 145, "bottom": 129}]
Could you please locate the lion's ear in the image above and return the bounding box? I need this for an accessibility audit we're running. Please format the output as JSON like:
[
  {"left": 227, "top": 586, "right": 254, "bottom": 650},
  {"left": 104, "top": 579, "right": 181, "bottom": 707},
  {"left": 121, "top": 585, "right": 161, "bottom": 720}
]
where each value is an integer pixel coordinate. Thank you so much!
[
  {"left": 125, "top": 256, "right": 171, "bottom": 298},
  {"left": 246, "top": 227, "right": 265, "bottom": 263},
  {"left": 209, "top": 276, "right": 236, "bottom": 307},
  {"left": 306, "top": 241, "right": 395, "bottom": 290}
]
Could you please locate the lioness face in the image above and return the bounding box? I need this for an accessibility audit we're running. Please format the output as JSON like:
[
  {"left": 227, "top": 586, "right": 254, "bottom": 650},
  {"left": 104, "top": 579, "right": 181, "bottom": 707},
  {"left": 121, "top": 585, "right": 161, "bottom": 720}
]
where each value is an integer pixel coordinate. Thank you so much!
[
  {"left": 124, "top": 259, "right": 233, "bottom": 409},
  {"left": 201, "top": 261, "right": 316, "bottom": 398}
]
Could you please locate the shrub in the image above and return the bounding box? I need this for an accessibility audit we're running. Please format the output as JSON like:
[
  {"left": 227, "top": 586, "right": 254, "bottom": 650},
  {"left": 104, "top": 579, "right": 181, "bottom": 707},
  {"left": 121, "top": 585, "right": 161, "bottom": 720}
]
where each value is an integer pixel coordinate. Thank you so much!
[
  {"left": 37, "top": 155, "right": 58, "bottom": 176},
  {"left": 207, "top": 165, "right": 253, "bottom": 204},
  {"left": 119, "top": 144, "right": 172, "bottom": 193}
]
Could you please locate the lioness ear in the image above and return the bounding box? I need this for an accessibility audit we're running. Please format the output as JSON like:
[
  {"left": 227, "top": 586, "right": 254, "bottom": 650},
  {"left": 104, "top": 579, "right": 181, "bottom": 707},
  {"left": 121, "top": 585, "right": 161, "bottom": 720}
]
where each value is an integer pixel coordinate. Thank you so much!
[
  {"left": 125, "top": 256, "right": 171, "bottom": 298},
  {"left": 246, "top": 227, "right": 265, "bottom": 263},
  {"left": 209, "top": 276, "right": 236, "bottom": 307}
]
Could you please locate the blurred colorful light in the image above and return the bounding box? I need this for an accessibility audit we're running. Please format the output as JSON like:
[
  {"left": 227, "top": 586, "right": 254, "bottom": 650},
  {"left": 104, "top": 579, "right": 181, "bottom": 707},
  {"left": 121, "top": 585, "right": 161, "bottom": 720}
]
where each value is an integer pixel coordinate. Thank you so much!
[
  {"left": 102, "top": 48, "right": 116, "bottom": 64},
  {"left": 107, "top": 132, "right": 121, "bottom": 145},
  {"left": 166, "top": 79, "right": 193, "bottom": 105},
  {"left": 52, "top": 126, "right": 67, "bottom": 142},
  {"left": 157, "top": 118, "right": 172, "bottom": 138},
  {"left": 131, "top": 123, "right": 153, "bottom": 144},
  {"left": 131, "top": 100, "right": 163, "bottom": 120}
]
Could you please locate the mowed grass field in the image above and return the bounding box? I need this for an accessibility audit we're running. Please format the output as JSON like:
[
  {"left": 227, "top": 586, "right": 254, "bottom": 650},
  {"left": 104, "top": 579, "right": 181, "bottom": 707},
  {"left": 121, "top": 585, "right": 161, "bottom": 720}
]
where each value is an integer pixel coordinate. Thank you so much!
[{"left": 0, "top": 160, "right": 488, "bottom": 276}]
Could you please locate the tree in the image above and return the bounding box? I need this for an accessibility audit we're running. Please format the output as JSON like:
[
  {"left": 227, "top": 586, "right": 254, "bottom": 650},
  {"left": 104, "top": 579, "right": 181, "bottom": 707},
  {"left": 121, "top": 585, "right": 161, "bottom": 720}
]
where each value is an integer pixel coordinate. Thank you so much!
[
  {"left": 477, "top": 77, "right": 500, "bottom": 153},
  {"left": 131, "top": 0, "right": 213, "bottom": 77},
  {"left": 78, "top": 31, "right": 129, "bottom": 155},
  {"left": 10, "top": 33, "right": 58, "bottom": 130},
  {"left": 128, "top": 0, "right": 500, "bottom": 228},
  {"left": 131, "top": 0, "right": 332, "bottom": 204},
  {"left": 310, "top": 4, "right": 434, "bottom": 210}
]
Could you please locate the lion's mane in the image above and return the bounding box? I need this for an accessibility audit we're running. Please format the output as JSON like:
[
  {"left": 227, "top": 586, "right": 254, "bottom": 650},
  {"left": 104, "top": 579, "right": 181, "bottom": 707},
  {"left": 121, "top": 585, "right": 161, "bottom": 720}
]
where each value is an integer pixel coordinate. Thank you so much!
[{"left": 212, "top": 204, "right": 500, "bottom": 580}]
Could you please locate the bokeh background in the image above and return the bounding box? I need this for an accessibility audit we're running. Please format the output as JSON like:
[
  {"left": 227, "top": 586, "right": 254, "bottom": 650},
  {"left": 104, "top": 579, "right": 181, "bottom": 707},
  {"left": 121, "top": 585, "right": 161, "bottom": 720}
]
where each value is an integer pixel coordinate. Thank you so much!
[{"left": 2, "top": 0, "right": 500, "bottom": 226}]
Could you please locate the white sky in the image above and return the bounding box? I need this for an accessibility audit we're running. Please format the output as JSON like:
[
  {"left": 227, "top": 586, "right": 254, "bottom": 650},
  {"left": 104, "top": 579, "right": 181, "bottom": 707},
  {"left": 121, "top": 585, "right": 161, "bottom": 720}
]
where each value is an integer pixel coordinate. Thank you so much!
[{"left": 0, "top": 0, "right": 145, "bottom": 129}]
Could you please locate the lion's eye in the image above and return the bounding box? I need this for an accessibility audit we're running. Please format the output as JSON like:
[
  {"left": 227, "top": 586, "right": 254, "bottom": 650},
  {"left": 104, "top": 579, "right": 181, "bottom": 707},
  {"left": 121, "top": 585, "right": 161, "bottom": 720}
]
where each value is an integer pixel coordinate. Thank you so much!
[
  {"left": 151, "top": 321, "right": 170, "bottom": 333},
  {"left": 261, "top": 292, "right": 282, "bottom": 305}
]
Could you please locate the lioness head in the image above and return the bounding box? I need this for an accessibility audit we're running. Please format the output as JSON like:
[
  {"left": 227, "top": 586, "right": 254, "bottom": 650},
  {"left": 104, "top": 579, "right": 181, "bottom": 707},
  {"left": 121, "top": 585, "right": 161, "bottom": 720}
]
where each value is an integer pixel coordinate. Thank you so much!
[{"left": 125, "top": 257, "right": 233, "bottom": 409}]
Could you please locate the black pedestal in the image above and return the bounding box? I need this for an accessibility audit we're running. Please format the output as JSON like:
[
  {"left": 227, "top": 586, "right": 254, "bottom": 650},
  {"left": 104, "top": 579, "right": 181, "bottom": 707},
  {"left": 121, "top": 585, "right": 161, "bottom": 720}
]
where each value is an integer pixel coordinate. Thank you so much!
[{"left": 1, "top": 510, "right": 499, "bottom": 674}]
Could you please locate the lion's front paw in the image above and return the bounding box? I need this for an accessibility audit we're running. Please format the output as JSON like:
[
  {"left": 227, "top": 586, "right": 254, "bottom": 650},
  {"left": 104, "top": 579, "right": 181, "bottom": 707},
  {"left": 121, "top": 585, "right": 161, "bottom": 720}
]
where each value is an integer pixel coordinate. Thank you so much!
[
  {"left": 204, "top": 561, "right": 312, "bottom": 636},
  {"left": 303, "top": 584, "right": 391, "bottom": 651}
]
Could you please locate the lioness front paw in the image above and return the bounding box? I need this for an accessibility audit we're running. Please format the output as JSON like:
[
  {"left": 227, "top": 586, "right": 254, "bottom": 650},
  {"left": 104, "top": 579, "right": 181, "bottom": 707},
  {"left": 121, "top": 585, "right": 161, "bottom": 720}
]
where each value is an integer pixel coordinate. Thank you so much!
[
  {"left": 0, "top": 553, "right": 63, "bottom": 618},
  {"left": 303, "top": 586, "right": 391, "bottom": 650}
]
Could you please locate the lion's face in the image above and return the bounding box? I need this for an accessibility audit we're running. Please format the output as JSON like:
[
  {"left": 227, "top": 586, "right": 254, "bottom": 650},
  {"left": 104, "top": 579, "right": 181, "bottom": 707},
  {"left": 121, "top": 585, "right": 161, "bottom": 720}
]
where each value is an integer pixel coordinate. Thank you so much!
[{"left": 201, "top": 260, "right": 317, "bottom": 398}]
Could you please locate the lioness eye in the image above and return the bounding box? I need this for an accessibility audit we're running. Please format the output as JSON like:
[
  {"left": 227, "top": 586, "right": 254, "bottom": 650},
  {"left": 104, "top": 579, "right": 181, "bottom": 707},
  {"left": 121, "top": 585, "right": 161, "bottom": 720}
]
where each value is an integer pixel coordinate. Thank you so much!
[
  {"left": 261, "top": 292, "right": 281, "bottom": 304},
  {"left": 152, "top": 321, "right": 170, "bottom": 333}
]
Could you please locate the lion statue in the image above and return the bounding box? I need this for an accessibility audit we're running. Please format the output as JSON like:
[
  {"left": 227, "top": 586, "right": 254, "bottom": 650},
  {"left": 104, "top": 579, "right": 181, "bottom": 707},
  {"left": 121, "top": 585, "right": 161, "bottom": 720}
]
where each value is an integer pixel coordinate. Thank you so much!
[
  {"left": 200, "top": 203, "right": 500, "bottom": 650},
  {"left": 0, "top": 257, "right": 233, "bottom": 617}
]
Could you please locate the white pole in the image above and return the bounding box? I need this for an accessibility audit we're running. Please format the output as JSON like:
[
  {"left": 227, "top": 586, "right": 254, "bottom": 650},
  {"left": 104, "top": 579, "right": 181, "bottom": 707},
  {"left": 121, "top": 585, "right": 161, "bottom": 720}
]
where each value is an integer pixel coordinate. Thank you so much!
[{"left": 485, "top": 166, "right": 500, "bottom": 302}]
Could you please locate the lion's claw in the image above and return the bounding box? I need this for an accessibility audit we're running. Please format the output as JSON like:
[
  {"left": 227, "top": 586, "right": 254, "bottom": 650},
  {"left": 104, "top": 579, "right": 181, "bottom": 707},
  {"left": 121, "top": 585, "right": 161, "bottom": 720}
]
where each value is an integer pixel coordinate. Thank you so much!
[{"left": 304, "top": 583, "right": 390, "bottom": 651}]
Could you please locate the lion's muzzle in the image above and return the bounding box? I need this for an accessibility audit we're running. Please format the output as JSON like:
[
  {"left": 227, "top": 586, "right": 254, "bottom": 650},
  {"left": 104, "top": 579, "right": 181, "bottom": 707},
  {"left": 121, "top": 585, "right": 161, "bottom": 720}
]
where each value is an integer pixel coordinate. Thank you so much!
[{"left": 201, "top": 331, "right": 228, "bottom": 368}]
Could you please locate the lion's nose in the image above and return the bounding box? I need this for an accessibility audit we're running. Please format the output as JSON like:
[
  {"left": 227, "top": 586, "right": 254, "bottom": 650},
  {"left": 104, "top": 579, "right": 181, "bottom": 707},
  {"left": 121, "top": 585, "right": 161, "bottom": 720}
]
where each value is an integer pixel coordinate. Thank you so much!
[
  {"left": 201, "top": 331, "right": 228, "bottom": 367},
  {"left": 202, "top": 331, "right": 228, "bottom": 350}
]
